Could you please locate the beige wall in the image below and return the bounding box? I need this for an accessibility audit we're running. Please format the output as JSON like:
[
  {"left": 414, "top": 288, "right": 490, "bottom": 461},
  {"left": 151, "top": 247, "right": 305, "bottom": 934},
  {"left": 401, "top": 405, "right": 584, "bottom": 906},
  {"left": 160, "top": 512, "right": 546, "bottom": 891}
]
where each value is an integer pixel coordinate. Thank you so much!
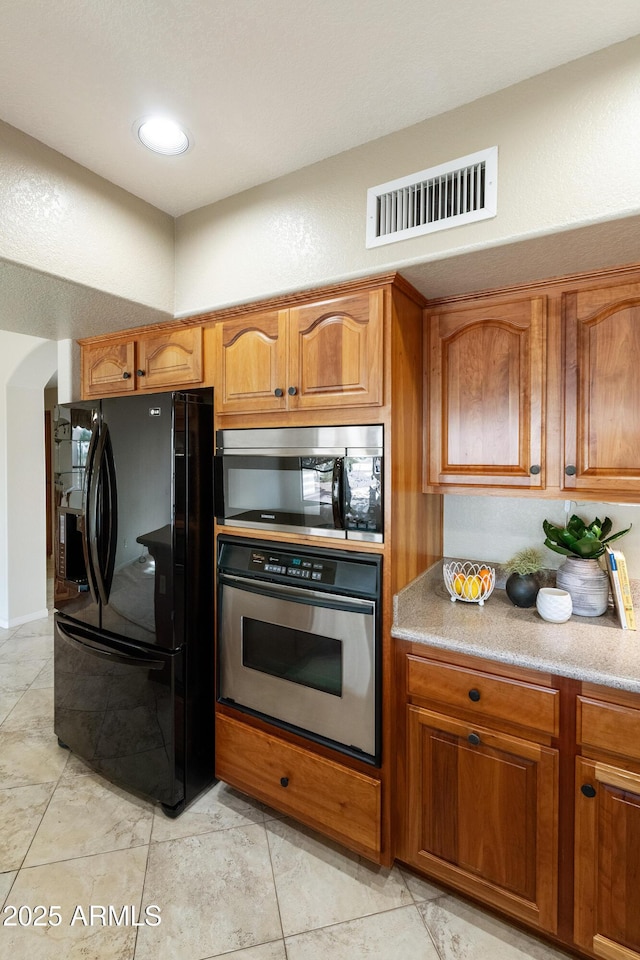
[
  {"left": 444, "top": 496, "right": 640, "bottom": 580},
  {"left": 174, "top": 36, "right": 640, "bottom": 315},
  {"left": 0, "top": 120, "right": 175, "bottom": 313}
]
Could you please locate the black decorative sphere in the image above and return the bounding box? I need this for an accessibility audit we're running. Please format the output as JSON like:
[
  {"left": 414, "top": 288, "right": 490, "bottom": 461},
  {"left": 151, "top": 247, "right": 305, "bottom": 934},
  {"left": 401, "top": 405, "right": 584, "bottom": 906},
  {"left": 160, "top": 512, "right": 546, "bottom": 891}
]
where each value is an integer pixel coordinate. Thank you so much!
[{"left": 505, "top": 572, "right": 540, "bottom": 608}]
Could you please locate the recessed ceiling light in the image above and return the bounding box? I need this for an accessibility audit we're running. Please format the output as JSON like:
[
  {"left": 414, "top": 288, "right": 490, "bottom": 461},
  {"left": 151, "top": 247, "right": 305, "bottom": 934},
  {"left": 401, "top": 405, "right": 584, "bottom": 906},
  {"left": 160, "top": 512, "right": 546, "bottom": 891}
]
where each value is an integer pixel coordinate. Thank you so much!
[{"left": 136, "top": 117, "right": 190, "bottom": 156}]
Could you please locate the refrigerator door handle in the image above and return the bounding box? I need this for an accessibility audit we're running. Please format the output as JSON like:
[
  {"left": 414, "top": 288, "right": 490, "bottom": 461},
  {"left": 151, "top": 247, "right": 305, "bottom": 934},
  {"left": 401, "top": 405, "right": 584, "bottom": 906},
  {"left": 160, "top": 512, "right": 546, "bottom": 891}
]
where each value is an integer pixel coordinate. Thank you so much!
[
  {"left": 88, "top": 426, "right": 107, "bottom": 605},
  {"left": 56, "top": 621, "right": 165, "bottom": 670},
  {"left": 81, "top": 416, "right": 100, "bottom": 605},
  {"left": 88, "top": 424, "right": 118, "bottom": 606},
  {"left": 101, "top": 426, "right": 118, "bottom": 602}
]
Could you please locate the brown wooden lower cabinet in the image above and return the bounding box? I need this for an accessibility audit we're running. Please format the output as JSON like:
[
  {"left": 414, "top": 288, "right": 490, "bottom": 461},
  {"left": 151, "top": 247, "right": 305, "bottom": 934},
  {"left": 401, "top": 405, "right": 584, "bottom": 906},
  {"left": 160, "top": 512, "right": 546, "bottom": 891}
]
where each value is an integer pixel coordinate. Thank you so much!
[
  {"left": 402, "top": 704, "right": 559, "bottom": 933},
  {"left": 397, "top": 647, "right": 640, "bottom": 960},
  {"left": 215, "top": 713, "right": 382, "bottom": 861},
  {"left": 574, "top": 757, "right": 640, "bottom": 960}
]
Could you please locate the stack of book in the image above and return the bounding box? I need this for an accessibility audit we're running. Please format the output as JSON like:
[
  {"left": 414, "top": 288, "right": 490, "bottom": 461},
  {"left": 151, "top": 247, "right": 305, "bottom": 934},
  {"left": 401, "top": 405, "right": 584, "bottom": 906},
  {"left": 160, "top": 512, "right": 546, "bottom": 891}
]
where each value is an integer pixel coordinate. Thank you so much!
[{"left": 605, "top": 546, "right": 636, "bottom": 630}]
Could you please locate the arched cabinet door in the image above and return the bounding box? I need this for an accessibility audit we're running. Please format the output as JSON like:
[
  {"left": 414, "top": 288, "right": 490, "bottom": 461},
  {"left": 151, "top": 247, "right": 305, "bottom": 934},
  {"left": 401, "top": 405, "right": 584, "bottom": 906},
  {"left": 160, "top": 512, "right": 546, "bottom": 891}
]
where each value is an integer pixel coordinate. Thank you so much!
[
  {"left": 214, "top": 310, "right": 288, "bottom": 414},
  {"left": 426, "top": 296, "right": 546, "bottom": 489},
  {"left": 81, "top": 327, "right": 203, "bottom": 399},
  {"left": 138, "top": 327, "right": 203, "bottom": 389},
  {"left": 287, "top": 290, "right": 384, "bottom": 410},
  {"left": 82, "top": 340, "right": 136, "bottom": 398},
  {"left": 563, "top": 281, "right": 640, "bottom": 498}
]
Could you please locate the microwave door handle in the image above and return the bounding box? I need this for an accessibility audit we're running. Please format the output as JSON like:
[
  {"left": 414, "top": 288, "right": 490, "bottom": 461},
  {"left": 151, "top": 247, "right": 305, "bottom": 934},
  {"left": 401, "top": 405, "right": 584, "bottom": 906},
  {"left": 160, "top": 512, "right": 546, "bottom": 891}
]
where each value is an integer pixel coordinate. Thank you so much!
[{"left": 332, "top": 458, "right": 345, "bottom": 530}]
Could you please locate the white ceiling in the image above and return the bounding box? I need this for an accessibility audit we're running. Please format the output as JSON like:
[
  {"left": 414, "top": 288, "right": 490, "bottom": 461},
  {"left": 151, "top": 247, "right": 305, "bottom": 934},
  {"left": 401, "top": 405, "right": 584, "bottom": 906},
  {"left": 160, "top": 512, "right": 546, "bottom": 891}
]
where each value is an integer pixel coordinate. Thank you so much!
[{"left": 2, "top": 0, "right": 640, "bottom": 218}]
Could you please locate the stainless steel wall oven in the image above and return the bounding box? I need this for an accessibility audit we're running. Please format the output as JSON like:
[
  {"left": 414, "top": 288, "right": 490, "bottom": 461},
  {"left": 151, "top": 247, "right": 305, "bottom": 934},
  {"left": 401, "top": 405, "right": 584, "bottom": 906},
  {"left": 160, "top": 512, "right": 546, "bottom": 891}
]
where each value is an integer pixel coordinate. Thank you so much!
[{"left": 217, "top": 536, "right": 382, "bottom": 765}]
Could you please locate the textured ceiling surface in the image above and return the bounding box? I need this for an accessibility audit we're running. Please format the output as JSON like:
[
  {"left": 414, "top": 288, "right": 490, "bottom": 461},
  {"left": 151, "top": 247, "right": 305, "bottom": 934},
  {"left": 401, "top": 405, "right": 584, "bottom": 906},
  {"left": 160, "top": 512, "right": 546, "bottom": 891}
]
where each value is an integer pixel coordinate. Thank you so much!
[{"left": 1, "top": 0, "right": 640, "bottom": 216}]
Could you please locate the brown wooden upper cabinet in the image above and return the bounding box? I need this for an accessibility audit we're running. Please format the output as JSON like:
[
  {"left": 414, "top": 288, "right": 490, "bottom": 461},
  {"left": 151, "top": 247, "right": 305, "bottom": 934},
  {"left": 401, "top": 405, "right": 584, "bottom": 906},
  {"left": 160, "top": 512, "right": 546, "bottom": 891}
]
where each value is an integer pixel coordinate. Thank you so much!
[
  {"left": 215, "top": 291, "right": 384, "bottom": 415},
  {"left": 82, "top": 327, "right": 203, "bottom": 399},
  {"left": 563, "top": 279, "right": 640, "bottom": 498},
  {"left": 425, "top": 296, "right": 546, "bottom": 489}
]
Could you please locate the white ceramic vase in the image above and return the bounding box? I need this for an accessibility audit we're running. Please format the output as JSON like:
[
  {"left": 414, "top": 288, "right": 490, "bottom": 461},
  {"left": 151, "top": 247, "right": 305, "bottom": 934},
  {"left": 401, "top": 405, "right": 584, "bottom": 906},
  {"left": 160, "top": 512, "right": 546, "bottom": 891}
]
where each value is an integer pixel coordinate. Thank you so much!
[
  {"left": 555, "top": 557, "right": 609, "bottom": 617},
  {"left": 536, "top": 587, "right": 573, "bottom": 623}
]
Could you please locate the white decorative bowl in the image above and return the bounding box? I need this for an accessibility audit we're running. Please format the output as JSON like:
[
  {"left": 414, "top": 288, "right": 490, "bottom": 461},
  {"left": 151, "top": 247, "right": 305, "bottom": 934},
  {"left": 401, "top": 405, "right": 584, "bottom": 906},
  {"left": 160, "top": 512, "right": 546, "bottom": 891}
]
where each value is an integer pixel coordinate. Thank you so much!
[
  {"left": 443, "top": 561, "right": 495, "bottom": 606},
  {"left": 536, "top": 587, "right": 573, "bottom": 623}
]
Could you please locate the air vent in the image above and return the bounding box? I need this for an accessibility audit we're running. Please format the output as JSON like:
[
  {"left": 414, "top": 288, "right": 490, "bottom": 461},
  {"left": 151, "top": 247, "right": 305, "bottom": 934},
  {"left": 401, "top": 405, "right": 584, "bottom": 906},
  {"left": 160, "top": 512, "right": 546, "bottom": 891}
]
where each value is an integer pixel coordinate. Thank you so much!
[{"left": 366, "top": 147, "right": 497, "bottom": 248}]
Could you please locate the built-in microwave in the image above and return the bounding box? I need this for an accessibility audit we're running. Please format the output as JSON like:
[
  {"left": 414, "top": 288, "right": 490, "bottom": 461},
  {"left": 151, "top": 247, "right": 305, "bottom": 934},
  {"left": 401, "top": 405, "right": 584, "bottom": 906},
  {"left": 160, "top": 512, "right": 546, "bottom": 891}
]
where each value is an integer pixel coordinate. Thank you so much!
[{"left": 215, "top": 425, "right": 383, "bottom": 542}]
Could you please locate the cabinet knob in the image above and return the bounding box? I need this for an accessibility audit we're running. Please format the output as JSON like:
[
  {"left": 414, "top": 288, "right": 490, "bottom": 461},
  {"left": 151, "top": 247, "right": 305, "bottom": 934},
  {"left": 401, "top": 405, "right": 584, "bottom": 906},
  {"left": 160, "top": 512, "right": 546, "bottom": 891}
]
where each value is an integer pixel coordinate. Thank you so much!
[
  {"left": 529, "top": 464, "right": 541, "bottom": 475},
  {"left": 136, "top": 369, "right": 145, "bottom": 377},
  {"left": 287, "top": 386, "right": 298, "bottom": 396},
  {"left": 467, "top": 733, "right": 481, "bottom": 746},
  {"left": 280, "top": 776, "right": 289, "bottom": 788},
  {"left": 468, "top": 688, "right": 481, "bottom": 702},
  {"left": 274, "top": 388, "right": 284, "bottom": 398},
  {"left": 581, "top": 783, "right": 596, "bottom": 799},
  {"left": 122, "top": 371, "right": 131, "bottom": 380},
  {"left": 565, "top": 464, "right": 577, "bottom": 476}
]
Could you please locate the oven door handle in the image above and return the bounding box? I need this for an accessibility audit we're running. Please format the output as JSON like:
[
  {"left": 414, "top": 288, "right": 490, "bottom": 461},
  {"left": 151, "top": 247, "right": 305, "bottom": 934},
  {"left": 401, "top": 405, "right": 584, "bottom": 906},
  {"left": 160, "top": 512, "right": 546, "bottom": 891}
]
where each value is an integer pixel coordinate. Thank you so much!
[{"left": 218, "top": 572, "right": 376, "bottom": 615}]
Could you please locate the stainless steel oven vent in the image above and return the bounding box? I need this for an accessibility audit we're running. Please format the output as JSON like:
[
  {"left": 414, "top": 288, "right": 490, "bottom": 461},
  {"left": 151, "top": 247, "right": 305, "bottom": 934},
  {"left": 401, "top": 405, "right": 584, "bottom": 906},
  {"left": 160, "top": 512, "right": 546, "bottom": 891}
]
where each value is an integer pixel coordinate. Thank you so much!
[{"left": 365, "top": 146, "right": 497, "bottom": 248}]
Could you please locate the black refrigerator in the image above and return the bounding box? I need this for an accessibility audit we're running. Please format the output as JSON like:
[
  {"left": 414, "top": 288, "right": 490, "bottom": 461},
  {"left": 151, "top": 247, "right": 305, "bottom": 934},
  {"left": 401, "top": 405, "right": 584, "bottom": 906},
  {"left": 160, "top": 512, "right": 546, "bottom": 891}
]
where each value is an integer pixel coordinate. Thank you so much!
[{"left": 54, "top": 388, "right": 215, "bottom": 816}]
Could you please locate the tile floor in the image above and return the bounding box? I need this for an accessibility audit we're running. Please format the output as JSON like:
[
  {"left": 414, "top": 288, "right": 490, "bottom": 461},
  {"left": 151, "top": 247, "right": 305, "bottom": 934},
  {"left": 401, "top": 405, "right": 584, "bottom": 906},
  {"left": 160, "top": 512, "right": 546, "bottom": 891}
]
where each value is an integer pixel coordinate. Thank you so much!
[{"left": 0, "top": 580, "right": 575, "bottom": 959}]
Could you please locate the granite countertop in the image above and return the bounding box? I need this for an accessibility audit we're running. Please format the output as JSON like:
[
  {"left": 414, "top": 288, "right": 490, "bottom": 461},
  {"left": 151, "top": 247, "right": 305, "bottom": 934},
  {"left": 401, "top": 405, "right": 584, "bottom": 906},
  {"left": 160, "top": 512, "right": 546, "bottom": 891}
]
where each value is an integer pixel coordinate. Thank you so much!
[{"left": 392, "top": 561, "right": 640, "bottom": 694}]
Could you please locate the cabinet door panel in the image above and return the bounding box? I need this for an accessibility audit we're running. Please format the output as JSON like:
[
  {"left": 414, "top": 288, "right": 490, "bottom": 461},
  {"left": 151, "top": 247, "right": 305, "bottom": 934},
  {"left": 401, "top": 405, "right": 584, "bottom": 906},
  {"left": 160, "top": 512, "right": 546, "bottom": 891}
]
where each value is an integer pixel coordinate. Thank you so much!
[
  {"left": 82, "top": 340, "right": 135, "bottom": 398},
  {"left": 288, "top": 291, "right": 383, "bottom": 409},
  {"left": 575, "top": 757, "right": 640, "bottom": 958},
  {"left": 138, "top": 328, "right": 202, "bottom": 388},
  {"left": 215, "top": 310, "right": 287, "bottom": 413},
  {"left": 426, "top": 297, "right": 545, "bottom": 488},
  {"left": 564, "top": 284, "right": 640, "bottom": 496},
  {"left": 406, "top": 706, "right": 558, "bottom": 931},
  {"left": 457, "top": 740, "right": 536, "bottom": 898}
]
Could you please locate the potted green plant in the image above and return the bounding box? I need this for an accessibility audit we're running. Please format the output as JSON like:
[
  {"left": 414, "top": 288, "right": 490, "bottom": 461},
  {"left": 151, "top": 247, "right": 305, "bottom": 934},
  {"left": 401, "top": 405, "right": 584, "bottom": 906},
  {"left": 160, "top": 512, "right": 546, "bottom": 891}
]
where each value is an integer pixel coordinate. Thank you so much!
[
  {"left": 542, "top": 515, "right": 631, "bottom": 616},
  {"left": 504, "top": 547, "right": 544, "bottom": 607}
]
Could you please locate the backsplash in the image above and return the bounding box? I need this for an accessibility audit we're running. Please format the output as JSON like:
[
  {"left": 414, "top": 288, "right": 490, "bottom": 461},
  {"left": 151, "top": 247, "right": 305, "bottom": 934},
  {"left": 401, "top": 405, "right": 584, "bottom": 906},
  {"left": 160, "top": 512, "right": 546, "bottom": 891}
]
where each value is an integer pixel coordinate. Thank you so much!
[{"left": 443, "top": 496, "right": 640, "bottom": 580}]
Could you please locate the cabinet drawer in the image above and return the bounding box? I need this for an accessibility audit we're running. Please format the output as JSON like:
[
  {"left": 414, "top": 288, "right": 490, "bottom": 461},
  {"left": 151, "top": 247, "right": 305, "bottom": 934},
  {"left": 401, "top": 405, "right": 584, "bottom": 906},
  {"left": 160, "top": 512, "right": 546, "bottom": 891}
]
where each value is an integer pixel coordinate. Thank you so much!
[
  {"left": 406, "top": 656, "right": 559, "bottom": 738},
  {"left": 215, "top": 714, "right": 381, "bottom": 858},
  {"left": 578, "top": 696, "right": 640, "bottom": 763}
]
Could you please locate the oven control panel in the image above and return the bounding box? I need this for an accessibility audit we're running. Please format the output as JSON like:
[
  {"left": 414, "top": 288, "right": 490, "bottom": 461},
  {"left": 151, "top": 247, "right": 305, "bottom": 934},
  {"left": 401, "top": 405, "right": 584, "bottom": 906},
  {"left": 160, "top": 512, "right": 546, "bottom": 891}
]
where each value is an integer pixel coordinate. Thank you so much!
[
  {"left": 218, "top": 536, "right": 380, "bottom": 599},
  {"left": 249, "top": 550, "right": 336, "bottom": 585}
]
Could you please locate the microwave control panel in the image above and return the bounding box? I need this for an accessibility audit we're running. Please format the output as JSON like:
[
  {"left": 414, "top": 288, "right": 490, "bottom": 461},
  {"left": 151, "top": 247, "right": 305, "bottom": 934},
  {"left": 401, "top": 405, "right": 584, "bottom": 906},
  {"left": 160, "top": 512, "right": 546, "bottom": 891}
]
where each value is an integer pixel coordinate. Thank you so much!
[{"left": 249, "top": 549, "right": 337, "bottom": 585}]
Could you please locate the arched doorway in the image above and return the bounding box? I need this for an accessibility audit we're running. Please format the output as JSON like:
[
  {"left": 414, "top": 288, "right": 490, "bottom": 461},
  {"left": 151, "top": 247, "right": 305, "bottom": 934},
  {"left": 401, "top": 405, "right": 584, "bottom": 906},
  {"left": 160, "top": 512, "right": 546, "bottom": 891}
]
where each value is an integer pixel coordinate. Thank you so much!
[{"left": 1, "top": 334, "right": 57, "bottom": 628}]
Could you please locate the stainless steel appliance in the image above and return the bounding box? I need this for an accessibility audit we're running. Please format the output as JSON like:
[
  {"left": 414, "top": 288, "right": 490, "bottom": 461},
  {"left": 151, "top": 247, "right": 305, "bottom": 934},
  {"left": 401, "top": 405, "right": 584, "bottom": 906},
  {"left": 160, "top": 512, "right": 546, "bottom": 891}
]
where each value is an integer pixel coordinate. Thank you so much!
[
  {"left": 54, "top": 388, "right": 215, "bottom": 816},
  {"left": 217, "top": 536, "right": 381, "bottom": 765},
  {"left": 215, "top": 424, "right": 383, "bottom": 542}
]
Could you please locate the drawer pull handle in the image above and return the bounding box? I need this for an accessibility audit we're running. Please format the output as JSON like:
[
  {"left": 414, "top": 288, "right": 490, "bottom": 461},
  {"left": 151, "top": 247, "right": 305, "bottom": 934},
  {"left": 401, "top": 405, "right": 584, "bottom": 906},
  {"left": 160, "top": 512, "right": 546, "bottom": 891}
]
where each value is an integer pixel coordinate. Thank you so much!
[
  {"left": 581, "top": 783, "right": 596, "bottom": 799},
  {"left": 274, "top": 388, "right": 284, "bottom": 397},
  {"left": 468, "top": 688, "right": 481, "bottom": 702},
  {"left": 467, "top": 733, "right": 481, "bottom": 746},
  {"left": 288, "top": 386, "right": 298, "bottom": 396},
  {"left": 280, "top": 776, "right": 289, "bottom": 788}
]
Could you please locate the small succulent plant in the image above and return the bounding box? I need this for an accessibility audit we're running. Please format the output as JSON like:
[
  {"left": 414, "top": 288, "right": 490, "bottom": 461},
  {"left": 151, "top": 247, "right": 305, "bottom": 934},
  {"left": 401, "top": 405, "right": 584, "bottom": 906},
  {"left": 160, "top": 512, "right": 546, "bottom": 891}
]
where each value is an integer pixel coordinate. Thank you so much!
[
  {"left": 543, "top": 515, "right": 631, "bottom": 560},
  {"left": 504, "top": 547, "right": 545, "bottom": 576}
]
